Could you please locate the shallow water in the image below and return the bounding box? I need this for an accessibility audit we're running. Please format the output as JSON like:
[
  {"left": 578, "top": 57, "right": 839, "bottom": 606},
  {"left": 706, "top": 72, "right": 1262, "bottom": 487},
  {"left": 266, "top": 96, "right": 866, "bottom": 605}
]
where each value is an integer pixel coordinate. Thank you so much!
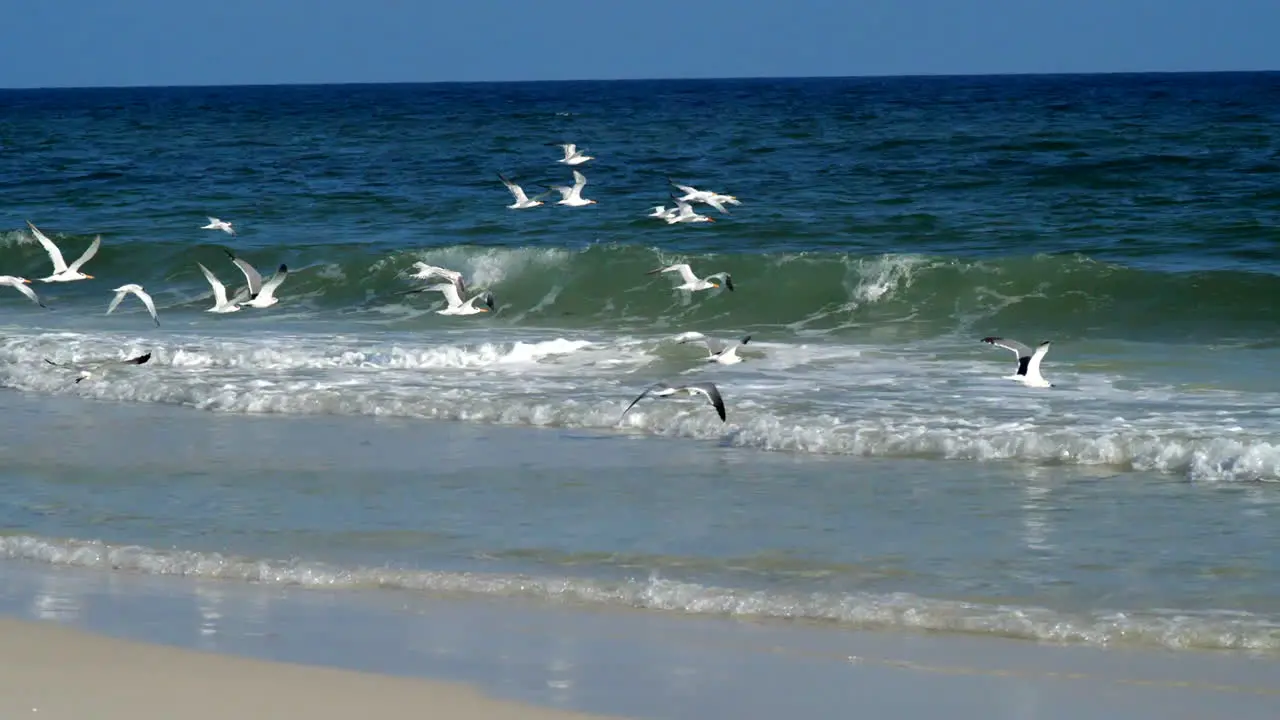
[{"left": 2, "top": 73, "right": 1280, "bottom": 655}]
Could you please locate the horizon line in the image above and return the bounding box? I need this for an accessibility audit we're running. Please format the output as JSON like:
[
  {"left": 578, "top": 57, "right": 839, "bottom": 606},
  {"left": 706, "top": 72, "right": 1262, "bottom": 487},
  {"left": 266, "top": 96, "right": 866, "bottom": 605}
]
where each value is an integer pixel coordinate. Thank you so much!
[{"left": 2, "top": 67, "right": 1278, "bottom": 92}]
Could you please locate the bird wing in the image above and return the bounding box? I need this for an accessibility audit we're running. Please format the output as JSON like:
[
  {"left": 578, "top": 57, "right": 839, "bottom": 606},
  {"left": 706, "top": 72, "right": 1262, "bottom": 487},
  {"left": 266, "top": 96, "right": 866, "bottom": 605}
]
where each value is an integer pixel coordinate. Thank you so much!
[
  {"left": 1026, "top": 342, "right": 1052, "bottom": 376},
  {"left": 9, "top": 281, "right": 45, "bottom": 308},
  {"left": 134, "top": 287, "right": 160, "bottom": 325},
  {"left": 257, "top": 265, "right": 289, "bottom": 301},
  {"left": 427, "top": 281, "right": 463, "bottom": 308},
  {"left": 618, "top": 382, "right": 672, "bottom": 424},
  {"left": 499, "top": 174, "right": 530, "bottom": 203},
  {"left": 568, "top": 170, "right": 587, "bottom": 200},
  {"left": 981, "top": 336, "right": 1032, "bottom": 359},
  {"left": 198, "top": 262, "right": 230, "bottom": 306},
  {"left": 225, "top": 250, "right": 264, "bottom": 295},
  {"left": 106, "top": 289, "right": 127, "bottom": 315},
  {"left": 653, "top": 263, "right": 697, "bottom": 285},
  {"left": 67, "top": 235, "right": 101, "bottom": 273},
  {"left": 27, "top": 221, "right": 68, "bottom": 273},
  {"left": 683, "top": 382, "right": 727, "bottom": 422}
]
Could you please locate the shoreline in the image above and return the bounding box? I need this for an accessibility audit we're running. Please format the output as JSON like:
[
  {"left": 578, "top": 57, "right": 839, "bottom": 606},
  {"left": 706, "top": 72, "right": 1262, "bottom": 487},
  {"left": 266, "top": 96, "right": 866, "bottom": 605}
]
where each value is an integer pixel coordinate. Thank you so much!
[
  {"left": 0, "top": 616, "right": 622, "bottom": 720},
  {"left": 3, "top": 560, "right": 1279, "bottom": 720}
]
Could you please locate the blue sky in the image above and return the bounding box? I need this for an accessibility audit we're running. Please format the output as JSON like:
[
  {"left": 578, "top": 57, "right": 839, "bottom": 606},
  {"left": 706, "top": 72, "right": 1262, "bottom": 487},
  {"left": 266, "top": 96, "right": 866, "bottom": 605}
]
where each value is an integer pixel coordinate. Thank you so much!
[{"left": 3, "top": 0, "right": 1278, "bottom": 88}]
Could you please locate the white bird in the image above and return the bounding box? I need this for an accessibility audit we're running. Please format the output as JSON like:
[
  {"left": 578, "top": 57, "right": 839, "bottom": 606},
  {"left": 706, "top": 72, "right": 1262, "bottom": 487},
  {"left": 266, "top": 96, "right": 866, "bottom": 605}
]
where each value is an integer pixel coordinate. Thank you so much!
[
  {"left": 45, "top": 352, "right": 151, "bottom": 384},
  {"left": 669, "top": 180, "right": 741, "bottom": 214},
  {"left": 665, "top": 198, "right": 716, "bottom": 224},
  {"left": 647, "top": 262, "right": 734, "bottom": 292},
  {"left": 409, "top": 262, "right": 468, "bottom": 294},
  {"left": 106, "top": 284, "right": 160, "bottom": 326},
  {"left": 555, "top": 143, "right": 593, "bottom": 165},
  {"left": 675, "top": 332, "right": 752, "bottom": 365},
  {"left": 0, "top": 275, "right": 47, "bottom": 308},
  {"left": 981, "top": 336, "right": 1055, "bottom": 388},
  {"left": 224, "top": 250, "right": 288, "bottom": 308},
  {"left": 405, "top": 281, "right": 494, "bottom": 316},
  {"left": 202, "top": 217, "right": 236, "bottom": 235},
  {"left": 196, "top": 262, "right": 242, "bottom": 313},
  {"left": 27, "top": 221, "right": 99, "bottom": 282},
  {"left": 498, "top": 173, "right": 547, "bottom": 209},
  {"left": 648, "top": 205, "right": 677, "bottom": 220},
  {"left": 548, "top": 170, "right": 596, "bottom": 207},
  {"left": 619, "top": 381, "right": 727, "bottom": 424}
]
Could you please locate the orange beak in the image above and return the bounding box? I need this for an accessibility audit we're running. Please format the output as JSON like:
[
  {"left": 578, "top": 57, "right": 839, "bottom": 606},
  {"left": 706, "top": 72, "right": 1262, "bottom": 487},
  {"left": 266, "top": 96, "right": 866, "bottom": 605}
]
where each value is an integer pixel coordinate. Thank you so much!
[
  {"left": 710, "top": 282, "right": 720, "bottom": 288},
  {"left": 83, "top": 274, "right": 94, "bottom": 279},
  {"left": 707, "top": 218, "right": 716, "bottom": 222},
  {"left": 21, "top": 278, "right": 30, "bottom": 284}
]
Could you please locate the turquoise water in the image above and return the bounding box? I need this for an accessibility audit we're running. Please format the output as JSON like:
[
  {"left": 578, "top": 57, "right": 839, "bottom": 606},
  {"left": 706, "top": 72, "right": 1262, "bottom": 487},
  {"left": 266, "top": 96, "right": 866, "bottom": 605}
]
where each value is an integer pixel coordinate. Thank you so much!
[{"left": 2, "top": 73, "right": 1279, "bottom": 653}]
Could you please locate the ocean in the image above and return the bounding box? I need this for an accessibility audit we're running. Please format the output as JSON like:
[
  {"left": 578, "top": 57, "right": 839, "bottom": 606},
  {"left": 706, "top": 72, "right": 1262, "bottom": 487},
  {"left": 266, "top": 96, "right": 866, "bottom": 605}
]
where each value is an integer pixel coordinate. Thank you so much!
[{"left": 1, "top": 72, "right": 1279, "bottom": 658}]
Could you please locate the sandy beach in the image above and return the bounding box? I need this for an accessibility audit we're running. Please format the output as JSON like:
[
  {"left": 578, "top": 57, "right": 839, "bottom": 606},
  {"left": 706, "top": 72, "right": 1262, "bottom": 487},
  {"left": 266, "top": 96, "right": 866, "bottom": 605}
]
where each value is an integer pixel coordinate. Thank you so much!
[{"left": 0, "top": 617, "right": 622, "bottom": 720}]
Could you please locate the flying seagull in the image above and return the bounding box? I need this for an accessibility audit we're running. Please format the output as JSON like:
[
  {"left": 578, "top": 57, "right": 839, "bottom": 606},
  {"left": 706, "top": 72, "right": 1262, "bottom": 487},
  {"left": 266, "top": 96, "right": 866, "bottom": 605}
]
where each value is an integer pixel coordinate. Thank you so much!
[
  {"left": 202, "top": 217, "right": 236, "bottom": 235},
  {"left": 665, "top": 197, "right": 716, "bottom": 224},
  {"left": 27, "top": 221, "right": 99, "bottom": 282},
  {"left": 0, "top": 275, "right": 47, "bottom": 308},
  {"left": 45, "top": 352, "right": 152, "bottom": 384},
  {"left": 619, "top": 381, "right": 727, "bottom": 424},
  {"left": 403, "top": 281, "right": 494, "bottom": 316},
  {"left": 668, "top": 179, "right": 741, "bottom": 214},
  {"left": 675, "top": 332, "right": 752, "bottom": 365},
  {"left": 648, "top": 262, "right": 733, "bottom": 292},
  {"left": 224, "top": 250, "right": 288, "bottom": 308},
  {"left": 196, "top": 262, "right": 243, "bottom": 313},
  {"left": 498, "top": 173, "right": 548, "bottom": 209},
  {"left": 547, "top": 169, "right": 596, "bottom": 207},
  {"left": 554, "top": 143, "right": 593, "bottom": 166},
  {"left": 107, "top": 284, "right": 160, "bottom": 326},
  {"left": 981, "top": 336, "right": 1054, "bottom": 388}
]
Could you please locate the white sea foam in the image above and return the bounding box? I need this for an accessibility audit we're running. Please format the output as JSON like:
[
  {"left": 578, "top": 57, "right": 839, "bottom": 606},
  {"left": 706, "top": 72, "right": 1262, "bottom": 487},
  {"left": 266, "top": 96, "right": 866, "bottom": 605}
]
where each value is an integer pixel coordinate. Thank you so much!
[
  {"left": 2, "top": 534, "right": 1276, "bottom": 653},
  {"left": 2, "top": 329, "right": 1278, "bottom": 482}
]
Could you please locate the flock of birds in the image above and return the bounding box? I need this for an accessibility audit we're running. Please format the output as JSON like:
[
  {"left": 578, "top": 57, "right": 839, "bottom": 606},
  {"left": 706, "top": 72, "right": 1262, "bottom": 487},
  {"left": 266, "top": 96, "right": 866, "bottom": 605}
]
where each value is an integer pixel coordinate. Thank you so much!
[{"left": 4, "top": 140, "right": 1057, "bottom": 421}]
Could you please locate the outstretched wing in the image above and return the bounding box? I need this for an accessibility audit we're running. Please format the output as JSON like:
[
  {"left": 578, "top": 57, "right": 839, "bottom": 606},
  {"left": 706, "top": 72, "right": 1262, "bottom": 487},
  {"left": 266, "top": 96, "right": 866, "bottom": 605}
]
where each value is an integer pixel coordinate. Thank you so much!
[
  {"left": 648, "top": 263, "right": 697, "bottom": 285},
  {"left": 11, "top": 281, "right": 46, "bottom": 308},
  {"left": 135, "top": 288, "right": 160, "bottom": 326},
  {"left": 683, "top": 382, "right": 727, "bottom": 422},
  {"left": 618, "top": 382, "right": 671, "bottom": 424},
  {"left": 225, "top": 250, "right": 264, "bottom": 296},
  {"left": 1026, "top": 341, "right": 1052, "bottom": 377},
  {"left": 27, "top": 221, "right": 68, "bottom": 273},
  {"left": 499, "top": 173, "right": 531, "bottom": 204},
  {"left": 981, "top": 336, "right": 1031, "bottom": 359},
  {"left": 257, "top": 264, "right": 289, "bottom": 301},
  {"left": 198, "top": 262, "right": 229, "bottom": 306},
  {"left": 67, "top": 235, "right": 100, "bottom": 273},
  {"left": 106, "top": 289, "right": 127, "bottom": 315}
]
